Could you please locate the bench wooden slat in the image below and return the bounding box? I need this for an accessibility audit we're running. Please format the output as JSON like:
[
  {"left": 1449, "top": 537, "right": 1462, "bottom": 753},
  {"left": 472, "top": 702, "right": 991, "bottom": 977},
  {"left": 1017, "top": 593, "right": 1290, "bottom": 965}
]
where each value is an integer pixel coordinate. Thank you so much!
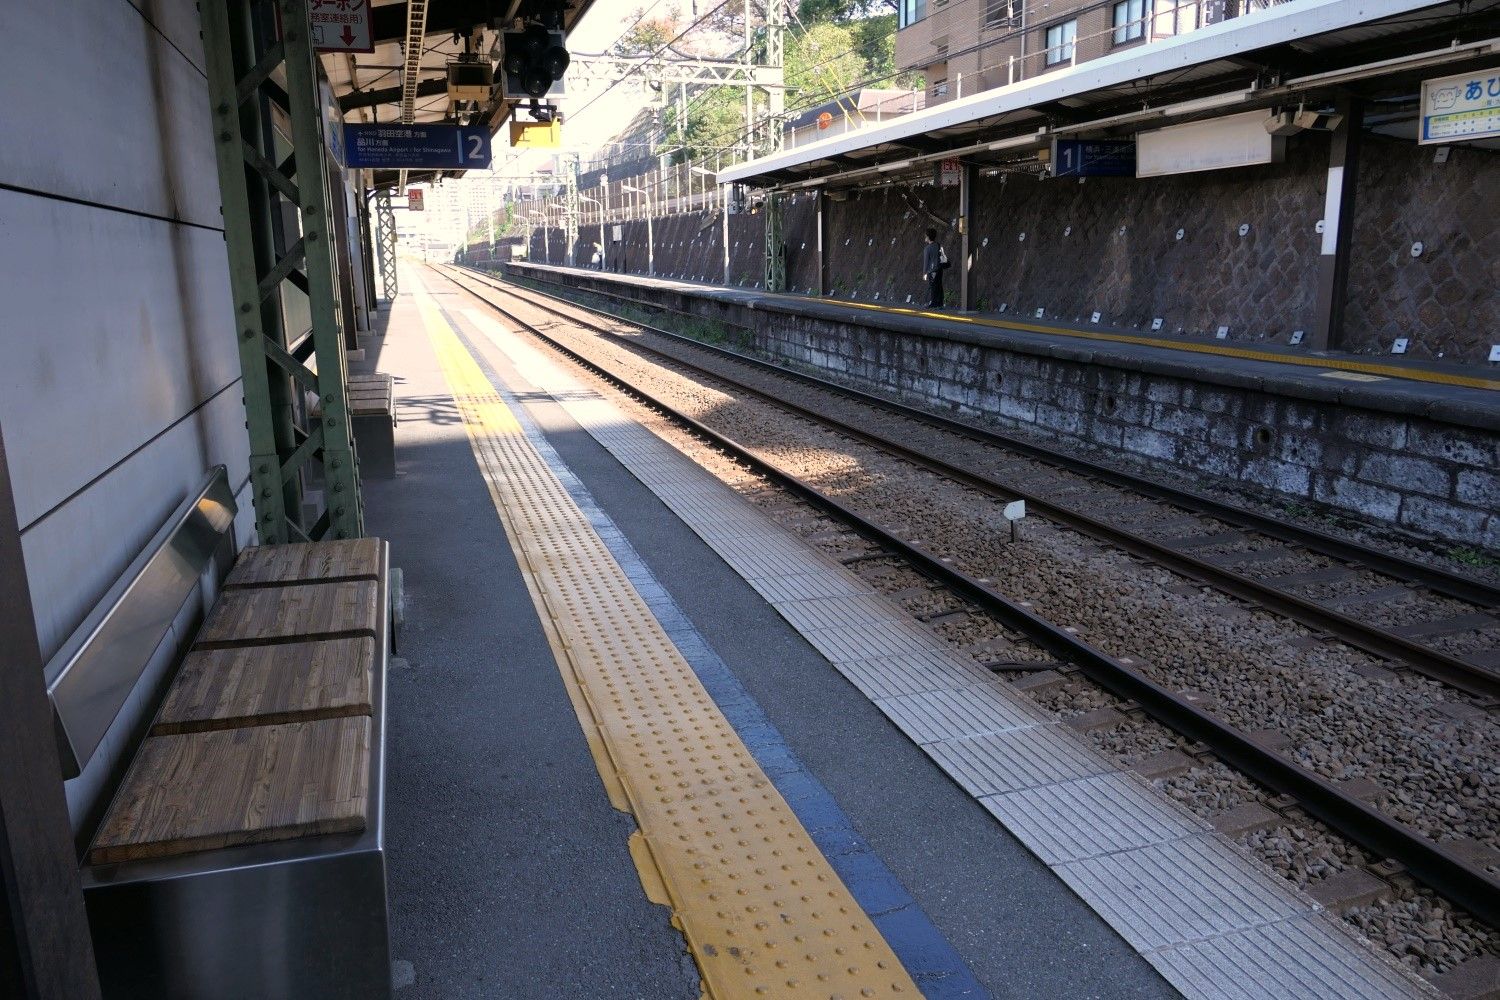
[
  {"left": 153, "top": 638, "right": 375, "bottom": 735},
  {"left": 197, "top": 581, "right": 379, "bottom": 647},
  {"left": 89, "top": 717, "right": 370, "bottom": 865},
  {"left": 227, "top": 539, "right": 383, "bottom": 587}
]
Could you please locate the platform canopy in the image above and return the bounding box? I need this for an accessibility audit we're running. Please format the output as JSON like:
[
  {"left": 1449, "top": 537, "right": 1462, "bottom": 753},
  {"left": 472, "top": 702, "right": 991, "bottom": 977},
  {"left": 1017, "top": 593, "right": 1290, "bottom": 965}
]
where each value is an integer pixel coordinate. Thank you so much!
[
  {"left": 322, "top": 0, "right": 600, "bottom": 186},
  {"left": 719, "top": 0, "right": 1500, "bottom": 191}
]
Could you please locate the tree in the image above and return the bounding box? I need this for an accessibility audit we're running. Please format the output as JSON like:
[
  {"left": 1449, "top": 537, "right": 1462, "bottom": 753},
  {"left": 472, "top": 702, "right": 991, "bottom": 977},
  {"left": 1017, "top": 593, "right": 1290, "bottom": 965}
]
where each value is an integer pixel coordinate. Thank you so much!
[
  {"left": 613, "top": 6, "right": 682, "bottom": 56},
  {"left": 797, "top": 0, "right": 896, "bottom": 24}
]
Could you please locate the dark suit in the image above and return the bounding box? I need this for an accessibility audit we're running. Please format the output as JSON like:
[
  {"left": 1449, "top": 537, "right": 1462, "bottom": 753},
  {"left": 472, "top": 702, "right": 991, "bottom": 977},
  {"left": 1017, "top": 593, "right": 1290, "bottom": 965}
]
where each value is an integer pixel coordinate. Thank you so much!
[{"left": 923, "top": 241, "right": 944, "bottom": 308}]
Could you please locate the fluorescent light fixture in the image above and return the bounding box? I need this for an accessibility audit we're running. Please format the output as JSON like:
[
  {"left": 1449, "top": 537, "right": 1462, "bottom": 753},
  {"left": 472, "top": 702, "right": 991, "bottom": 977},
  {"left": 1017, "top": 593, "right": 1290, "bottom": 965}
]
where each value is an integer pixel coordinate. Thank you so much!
[
  {"left": 988, "top": 133, "right": 1042, "bottom": 152},
  {"left": 876, "top": 159, "right": 914, "bottom": 172},
  {"left": 1160, "top": 90, "right": 1251, "bottom": 117}
]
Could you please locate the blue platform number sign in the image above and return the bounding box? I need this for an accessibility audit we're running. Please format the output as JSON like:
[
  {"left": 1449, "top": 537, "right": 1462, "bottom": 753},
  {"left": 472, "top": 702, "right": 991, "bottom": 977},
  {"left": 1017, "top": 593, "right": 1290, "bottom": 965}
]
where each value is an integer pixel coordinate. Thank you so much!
[
  {"left": 1051, "top": 138, "right": 1135, "bottom": 177},
  {"left": 342, "top": 124, "right": 493, "bottom": 170},
  {"left": 1420, "top": 69, "right": 1500, "bottom": 144}
]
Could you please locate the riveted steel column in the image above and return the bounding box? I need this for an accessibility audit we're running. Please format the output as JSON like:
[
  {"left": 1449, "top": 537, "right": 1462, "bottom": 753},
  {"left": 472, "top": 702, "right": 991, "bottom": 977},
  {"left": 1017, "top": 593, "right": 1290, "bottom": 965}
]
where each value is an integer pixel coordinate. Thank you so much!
[
  {"left": 202, "top": 0, "right": 363, "bottom": 543},
  {"left": 202, "top": 0, "right": 300, "bottom": 542},
  {"left": 763, "top": 192, "right": 785, "bottom": 292},
  {"left": 283, "top": 0, "right": 363, "bottom": 539},
  {"left": 375, "top": 188, "right": 398, "bottom": 299}
]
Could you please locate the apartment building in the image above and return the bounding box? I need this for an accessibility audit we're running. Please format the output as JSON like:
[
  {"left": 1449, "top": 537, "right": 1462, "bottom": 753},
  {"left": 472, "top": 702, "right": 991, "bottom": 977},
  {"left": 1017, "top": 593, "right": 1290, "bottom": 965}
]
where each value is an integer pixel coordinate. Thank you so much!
[{"left": 895, "top": 0, "right": 1245, "bottom": 102}]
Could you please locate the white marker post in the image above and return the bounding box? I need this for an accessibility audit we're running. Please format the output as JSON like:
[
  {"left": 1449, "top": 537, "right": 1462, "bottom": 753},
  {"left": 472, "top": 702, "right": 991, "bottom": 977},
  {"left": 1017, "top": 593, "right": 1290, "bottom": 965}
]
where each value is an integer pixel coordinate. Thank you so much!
[{"left": 1004, "top": 499, "right": 1026, "bottom": 543}]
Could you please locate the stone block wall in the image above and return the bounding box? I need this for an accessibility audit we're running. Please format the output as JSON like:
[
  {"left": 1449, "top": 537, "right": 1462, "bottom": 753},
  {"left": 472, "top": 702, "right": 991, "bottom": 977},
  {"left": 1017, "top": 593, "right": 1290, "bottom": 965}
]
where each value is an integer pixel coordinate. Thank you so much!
[
  {"left": 566, "top": 131, "right": 1499, "bottom": 363},
  {"left": 538, "top": 210, "right": 765, "bottom": 286},
  {"left": 1343, "top": 137, "right": 1500, "bottom": 363},
  {"left": 745, "top": 309, "right": 1500, "bottom": 551}
]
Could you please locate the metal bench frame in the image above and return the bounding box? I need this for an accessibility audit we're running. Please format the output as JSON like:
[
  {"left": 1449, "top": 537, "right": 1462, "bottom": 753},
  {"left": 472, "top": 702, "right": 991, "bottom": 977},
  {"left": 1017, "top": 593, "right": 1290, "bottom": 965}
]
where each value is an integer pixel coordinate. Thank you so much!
[
  {"left": 81, "top": 541, "right": 391, "bottom": 1000},
  {"left": 42, "top": 466, "right": 392, "bottom": 999}
]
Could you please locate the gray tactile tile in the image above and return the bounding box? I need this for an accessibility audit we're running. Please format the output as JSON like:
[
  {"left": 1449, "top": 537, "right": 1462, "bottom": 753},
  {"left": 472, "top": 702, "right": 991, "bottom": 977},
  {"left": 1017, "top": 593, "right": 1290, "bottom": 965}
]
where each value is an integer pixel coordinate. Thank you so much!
[
  {"left": 875, "top": 684, "right": 1049, "bottom": 744},
  {"left": 772, "top": 593, "right": 910, "bottom": 632},
  {"left": 749, "top": 572, "right": 874, "bottom": 604},
  {"left": 833, "top": 652, "right": 995, "bottom": 701},
  {"left": 1054, "top": 835, "right": 1313, "bottom": 953},
  {"left": 798, "top": 621, "right": 944, "bottom": 663},
  {"left": 979, "top": 773, "right": 1210, "bottom": 864},
  {"left": 1152, "top": 913, "right": 1438, "bottom": 999},
  {"left": 925, "top": 727, "right": 1113, "bottom": 796}
]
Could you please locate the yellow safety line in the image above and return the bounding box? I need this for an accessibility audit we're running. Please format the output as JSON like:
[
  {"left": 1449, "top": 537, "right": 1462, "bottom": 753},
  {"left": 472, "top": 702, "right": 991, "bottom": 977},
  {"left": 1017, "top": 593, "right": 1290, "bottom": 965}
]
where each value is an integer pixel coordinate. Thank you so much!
[
  {"left": 415, "top": 291, "right": 919, "bottom": 1000},
  {"left": 770, "top": 292, "right": 1500, "bottom": 392}
]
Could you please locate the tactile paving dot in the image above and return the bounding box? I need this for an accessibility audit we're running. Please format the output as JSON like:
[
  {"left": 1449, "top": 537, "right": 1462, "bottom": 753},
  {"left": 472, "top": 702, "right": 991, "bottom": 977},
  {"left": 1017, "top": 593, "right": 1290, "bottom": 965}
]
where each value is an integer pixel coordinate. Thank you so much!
[{"left": 422, "top": 299, "right": 917, "bottom": 998}]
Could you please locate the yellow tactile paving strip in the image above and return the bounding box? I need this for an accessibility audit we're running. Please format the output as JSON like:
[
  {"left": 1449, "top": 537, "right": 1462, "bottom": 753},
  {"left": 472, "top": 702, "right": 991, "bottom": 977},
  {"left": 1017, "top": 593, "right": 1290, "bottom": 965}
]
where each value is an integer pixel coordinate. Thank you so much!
[{"left": 415, "top": 289, "right": 919, "bottom": 1000}]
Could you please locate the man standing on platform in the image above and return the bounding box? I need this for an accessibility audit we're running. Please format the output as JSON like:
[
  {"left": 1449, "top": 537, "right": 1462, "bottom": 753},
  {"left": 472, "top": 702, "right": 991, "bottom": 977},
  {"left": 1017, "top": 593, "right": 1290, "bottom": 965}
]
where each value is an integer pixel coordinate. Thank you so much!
[{"left": 922, "top": 228, "right": 948, "bottom": 309}]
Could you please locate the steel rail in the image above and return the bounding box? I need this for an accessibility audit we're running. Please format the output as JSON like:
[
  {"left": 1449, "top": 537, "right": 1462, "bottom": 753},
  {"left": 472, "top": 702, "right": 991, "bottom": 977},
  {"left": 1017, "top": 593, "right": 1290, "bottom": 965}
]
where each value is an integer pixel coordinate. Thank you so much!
[
  {"left": 457, "top": 266, "right": 1500, "bottom": 701},
  {"left": 503, "top": 264, "right": 1500, "bottom": 610},
  {"left": 438, "top": 262, "right": 1500, "bottom": 930}
]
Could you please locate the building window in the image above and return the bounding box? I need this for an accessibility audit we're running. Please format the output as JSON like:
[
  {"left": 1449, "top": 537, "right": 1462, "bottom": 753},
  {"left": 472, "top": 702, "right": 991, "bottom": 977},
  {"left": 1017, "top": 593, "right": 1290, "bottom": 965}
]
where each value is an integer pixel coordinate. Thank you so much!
[
  {"left": 984, "top": 0, "right": 1014, "bottom": 28},
  {"left": 932, "top": 77, "right": 949, "bottom": 97},
  {"left": 1113, "top": 0, "right": 1147, "bottom": 44},
  {"left": 898, "top": 0, "right": 927, "bottom": 29},
  {"left": 1044, "top": 19, "right": 1077, "bottom": 66},
  {"left": 1153, "top": 0, "right": 1202, "bottom": 38}
]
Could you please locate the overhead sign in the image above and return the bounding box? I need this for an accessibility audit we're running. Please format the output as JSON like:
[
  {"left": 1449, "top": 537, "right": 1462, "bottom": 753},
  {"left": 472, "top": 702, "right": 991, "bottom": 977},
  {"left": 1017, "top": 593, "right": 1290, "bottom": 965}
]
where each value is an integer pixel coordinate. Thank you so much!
[
  {"left": 406, "top": 189, "right": 424, "bottom": 211},
  {"left": 938, "top": 158, "right": 962, "bottom": 187},
  {"left": 1136, "top": 111, "right": 1284, "bottom": 178},
  {"left": 510, "top": 119, "right": 562, "bottom": 149},
  {"left": 1051, "top": 138, "right": 1135, "bottom": 177},
  {"left": 343, "top": 124, "right": 493, "bottom": 170},
  {"left": 1420, "top": 69, "right": 1500, "bottom": 144},
  {"left": 310, "top": 0, "right": 373, "bottom": 53}
]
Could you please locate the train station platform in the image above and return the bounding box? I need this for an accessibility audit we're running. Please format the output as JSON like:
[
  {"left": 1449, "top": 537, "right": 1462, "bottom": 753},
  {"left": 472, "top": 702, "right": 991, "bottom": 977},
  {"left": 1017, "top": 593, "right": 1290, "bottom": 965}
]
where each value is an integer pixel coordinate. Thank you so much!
[
  {"left": 495, "top": 261, "right": 1500, "bottom": 556},
  {"left": 503, "top": 262, "right": 1500, "bottom": 428},
  {"left": 354, "top": 263, "right": 1439, "bottom": 999}
]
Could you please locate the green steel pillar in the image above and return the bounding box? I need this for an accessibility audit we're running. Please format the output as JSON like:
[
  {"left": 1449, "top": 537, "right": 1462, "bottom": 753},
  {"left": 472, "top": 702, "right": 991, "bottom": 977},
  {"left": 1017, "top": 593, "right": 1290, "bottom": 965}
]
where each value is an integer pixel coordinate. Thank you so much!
[
  {"left": 763, "top": 192, "right": 786, "bottom": 292},
  {"left": 375, "top": 188, "right": 398, "bottom": 299},
  {"left": 201, "top": 0, "right": 364, "bottom": 543}
]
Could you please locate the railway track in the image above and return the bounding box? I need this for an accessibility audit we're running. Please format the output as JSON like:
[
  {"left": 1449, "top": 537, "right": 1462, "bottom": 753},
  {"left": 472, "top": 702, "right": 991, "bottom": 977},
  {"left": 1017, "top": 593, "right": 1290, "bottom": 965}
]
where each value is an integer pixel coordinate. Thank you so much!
[
  {"left": 466, "top": 265, "right": 1500, "bottom": 701},
  {"left": 437, "top": 263, "right": 1500, "bottom": 929}
]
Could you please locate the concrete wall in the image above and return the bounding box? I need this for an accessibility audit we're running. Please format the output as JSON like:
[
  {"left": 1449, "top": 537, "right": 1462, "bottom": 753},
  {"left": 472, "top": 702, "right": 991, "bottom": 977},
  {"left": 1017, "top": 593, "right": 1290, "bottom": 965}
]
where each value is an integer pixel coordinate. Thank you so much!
[{"left": 0, "top": 0, "right": 251, "bottom": 826}]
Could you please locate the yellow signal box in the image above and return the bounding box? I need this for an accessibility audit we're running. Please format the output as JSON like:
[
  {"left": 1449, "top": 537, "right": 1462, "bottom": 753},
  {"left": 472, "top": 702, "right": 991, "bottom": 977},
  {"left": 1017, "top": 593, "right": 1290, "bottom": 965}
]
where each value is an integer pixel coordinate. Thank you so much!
[{"left": 510, "top": 119, "right": 562, "bottom": 148}]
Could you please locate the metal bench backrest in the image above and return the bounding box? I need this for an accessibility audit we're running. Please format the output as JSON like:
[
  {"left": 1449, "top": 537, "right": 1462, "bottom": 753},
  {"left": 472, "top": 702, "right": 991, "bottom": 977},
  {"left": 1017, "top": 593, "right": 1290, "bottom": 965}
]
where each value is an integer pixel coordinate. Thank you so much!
[{"left": 44, "top": 467, "right": 237, "bottom": 779}]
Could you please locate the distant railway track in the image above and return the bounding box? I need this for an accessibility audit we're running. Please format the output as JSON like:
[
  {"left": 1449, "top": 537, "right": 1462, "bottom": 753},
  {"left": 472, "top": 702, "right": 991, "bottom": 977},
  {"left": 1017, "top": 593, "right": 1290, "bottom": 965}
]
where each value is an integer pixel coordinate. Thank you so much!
[{"left": 437, "top": 262, "right": 1500, "bottom": 929}]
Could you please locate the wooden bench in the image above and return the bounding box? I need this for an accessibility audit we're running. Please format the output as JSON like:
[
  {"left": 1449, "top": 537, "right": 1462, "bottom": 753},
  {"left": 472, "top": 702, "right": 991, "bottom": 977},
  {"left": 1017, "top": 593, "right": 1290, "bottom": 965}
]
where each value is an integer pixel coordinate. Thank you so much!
[
  {"left": 347, "top": 372, "right": 397, "bottom": 479},
  {"left": 311, "top": 372, "right": 395, "bottom": 479},
  {"left": 47, "top": 471, "right": 393, "bottom": 999}
]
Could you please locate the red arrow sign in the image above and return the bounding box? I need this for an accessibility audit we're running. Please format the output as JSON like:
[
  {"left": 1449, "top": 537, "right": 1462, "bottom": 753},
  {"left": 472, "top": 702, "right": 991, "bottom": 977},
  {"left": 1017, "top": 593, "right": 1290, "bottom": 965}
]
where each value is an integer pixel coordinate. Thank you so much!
[{"left": 341, "top": 24, "right": 355, "bottom": 45}]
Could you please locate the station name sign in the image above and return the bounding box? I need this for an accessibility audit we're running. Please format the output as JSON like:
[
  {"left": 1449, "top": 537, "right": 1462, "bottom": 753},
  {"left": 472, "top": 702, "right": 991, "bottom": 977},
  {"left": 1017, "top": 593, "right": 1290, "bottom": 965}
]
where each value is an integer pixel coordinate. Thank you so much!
[
  {"left": 343, "top": 124, "right": 493, "bottom": 170},
  {"left": 1050, "top": 138, "right": 1135, "bottom": 177},
  {"left": 1420, "top": 69, "right": 1500, "bottom": 144}
]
